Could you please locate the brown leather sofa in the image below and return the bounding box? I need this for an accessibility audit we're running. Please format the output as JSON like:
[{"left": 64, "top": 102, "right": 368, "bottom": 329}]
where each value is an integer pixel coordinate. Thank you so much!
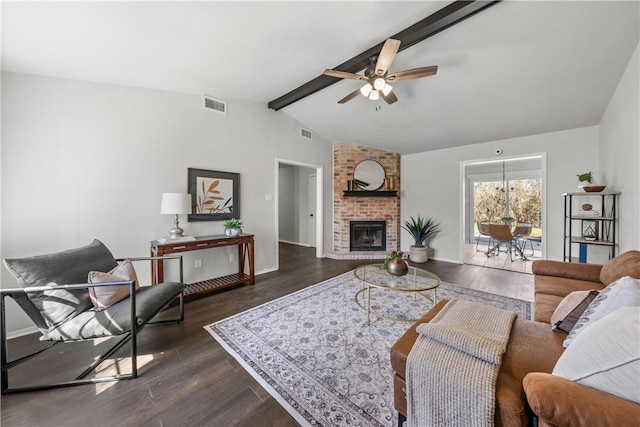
[{"left": 390, "top": 250, "right": 640, "bottom": 427}]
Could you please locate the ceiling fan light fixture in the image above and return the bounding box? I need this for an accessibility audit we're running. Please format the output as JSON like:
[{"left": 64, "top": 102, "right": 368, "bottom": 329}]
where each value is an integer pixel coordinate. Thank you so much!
[
  {"left": 372, "top": 77, "right": 386, "bottom": 91},
  {"left": 369, "top": 90, "right": 380, "bottom": 101},
  {"left": 381, "top": 83, "right": 393, "bottom": 96},
  {"left": 360, "top": 83, "right": 372, "bottom": 97}
]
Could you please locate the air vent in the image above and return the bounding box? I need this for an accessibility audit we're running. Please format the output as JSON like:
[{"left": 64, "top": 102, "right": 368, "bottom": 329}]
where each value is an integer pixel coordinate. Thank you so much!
[
  {"left": 300, "top": 128, "right": 313, "bottom": 140},
  {"left": 204, "top": 95, "right": 227, "bottom": 115}
]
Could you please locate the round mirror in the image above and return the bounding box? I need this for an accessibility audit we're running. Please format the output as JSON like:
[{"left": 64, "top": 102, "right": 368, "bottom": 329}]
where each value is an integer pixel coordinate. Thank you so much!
[{"left": 353, "top": 160, "right": 385, "bottom": 191}]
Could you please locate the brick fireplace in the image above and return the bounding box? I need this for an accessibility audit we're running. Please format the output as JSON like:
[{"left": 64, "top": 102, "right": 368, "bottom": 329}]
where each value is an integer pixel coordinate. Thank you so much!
[
  {"left": 331, "top": 143, "right": 400, "bottom": 256},
  {"left": 350, "top": 220, "right": 387, "bottom": 251}
]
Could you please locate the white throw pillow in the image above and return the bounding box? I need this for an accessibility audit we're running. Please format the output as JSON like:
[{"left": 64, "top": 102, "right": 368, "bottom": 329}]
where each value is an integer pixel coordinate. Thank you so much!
[
  {"left": 553, "top": 306, "right": 640, "bottom": 404},
  {"left": 564, "top": 276, "right": 640, "bottom": 347}
]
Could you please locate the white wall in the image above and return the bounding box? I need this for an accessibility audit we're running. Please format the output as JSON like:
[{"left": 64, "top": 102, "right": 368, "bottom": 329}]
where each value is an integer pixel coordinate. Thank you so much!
[
  {"left": 600, "top": 42, "right": 640, "bottom": 252},
  {"left": 278, "top": 166, "right": 296, "bottom": 243},
  {"left": 1, "top": 72, "right": 335, "bottom": 334},
  {"left": 401, "top": 126, "right": 601, "bottom": 263}
]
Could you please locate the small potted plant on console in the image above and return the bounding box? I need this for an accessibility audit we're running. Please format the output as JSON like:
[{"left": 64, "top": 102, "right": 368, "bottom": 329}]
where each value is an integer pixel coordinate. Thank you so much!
[{"left": 223, "top": 218, "right": 243, "bottom": 236}]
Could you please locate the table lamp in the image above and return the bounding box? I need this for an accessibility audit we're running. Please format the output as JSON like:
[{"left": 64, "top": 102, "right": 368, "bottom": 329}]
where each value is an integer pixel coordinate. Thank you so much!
[{"left": 160, "top": 193, "right": 191, "bottom": 239}]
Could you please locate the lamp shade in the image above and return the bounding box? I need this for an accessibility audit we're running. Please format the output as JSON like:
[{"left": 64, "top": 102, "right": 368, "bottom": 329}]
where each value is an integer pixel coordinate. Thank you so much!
[{"left": 160, "top": 193, "right": 191, "bottom": 215}]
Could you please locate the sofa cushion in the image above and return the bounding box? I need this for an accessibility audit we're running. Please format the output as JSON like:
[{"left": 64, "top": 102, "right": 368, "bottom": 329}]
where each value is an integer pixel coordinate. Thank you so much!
[
  {"left": 564, "top": 276, "right": 640, "bottom": 347},
  {"left": 533, "top": 293, "right": 564, "bottom": 323},
  {"left": 3, "top": 239, "right": 118, "bottom": 330},
  {"left": 553, "top": 306, "right": 640, "bottom": 404},
  {"left": 534, "top": 275, "right": 605, "bottom": 298},
  {"left": 532, "top": 260, "right": 603, "bottom": 283},
  {"left": 390, "top": 300, "right": 566, "bottom": 427},
  {"left": 600, "top": 250, "right": 640, "bottom": 285},
  {"left": 88, "top": 259, "right": 140, "bottom": 310},
  {"left": 551, "top": 290, "right": 598, "bottom": 333}
]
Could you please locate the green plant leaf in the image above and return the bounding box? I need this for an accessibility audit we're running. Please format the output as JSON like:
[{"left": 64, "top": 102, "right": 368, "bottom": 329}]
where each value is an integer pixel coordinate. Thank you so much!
[{"left": 401, "top": 214, "right": 441, "bottom": 247}]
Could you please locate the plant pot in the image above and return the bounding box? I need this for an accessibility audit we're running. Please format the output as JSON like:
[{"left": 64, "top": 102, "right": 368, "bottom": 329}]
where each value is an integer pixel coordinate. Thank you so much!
[
  {"left": 225, "top": 229, "right": 240, "bottom": 237},
  {"left": 386, "top": 259, "right": 408, "bottom": 276},
  {"left": 409, "top": 246, "right": 429, "bottom": 263}
]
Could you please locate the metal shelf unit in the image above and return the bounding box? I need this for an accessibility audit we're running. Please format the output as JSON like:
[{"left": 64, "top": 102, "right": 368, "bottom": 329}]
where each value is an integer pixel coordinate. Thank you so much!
[{"left": 563, "top": 191, "right": 620, "bottom": 262}]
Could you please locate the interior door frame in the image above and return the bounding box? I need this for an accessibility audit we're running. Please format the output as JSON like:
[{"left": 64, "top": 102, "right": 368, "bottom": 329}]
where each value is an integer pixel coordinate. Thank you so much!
[
  {"left": 309, "top": 174, "right": 317, "bottom": 247},
  {"left": 275, "top": 158, "right": 324, "bottom": 268},
  {"left": 459, "top": 152, "right": 547, "bottom": 263}
]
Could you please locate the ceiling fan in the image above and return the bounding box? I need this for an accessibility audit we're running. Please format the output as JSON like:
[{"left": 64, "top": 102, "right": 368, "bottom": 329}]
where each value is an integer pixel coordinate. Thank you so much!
[{"left": 323, "top": 38, "right": 438, "bottom": 105}]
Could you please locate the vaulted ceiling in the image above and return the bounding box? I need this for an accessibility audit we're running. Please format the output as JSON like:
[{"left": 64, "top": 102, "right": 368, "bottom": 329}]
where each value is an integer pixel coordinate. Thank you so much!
[{"left": 2, "top": 1, "right": 639, "bottom": 154}]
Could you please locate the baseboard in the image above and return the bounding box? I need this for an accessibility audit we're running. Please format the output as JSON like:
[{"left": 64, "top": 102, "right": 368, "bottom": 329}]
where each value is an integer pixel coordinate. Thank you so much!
[
  {"left": 256, "top": 266, "right": 278, "bottom": 275},
  {"left": 7, "top": 325, "right": 38, "bottom": 339},
  {"left": 278, "top": 240, "right": 310, "bottom": 247},
  {"left": 432, "top": 256, "right": 463, "bottom": 264}
]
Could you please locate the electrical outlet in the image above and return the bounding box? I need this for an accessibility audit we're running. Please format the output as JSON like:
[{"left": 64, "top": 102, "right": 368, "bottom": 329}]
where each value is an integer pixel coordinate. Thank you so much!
[
  {"left": 229, "top": 254, "right": 235, "bottom": 262},
  {"left": 195, "top": 258, "right": 203, "bottom": 268}
]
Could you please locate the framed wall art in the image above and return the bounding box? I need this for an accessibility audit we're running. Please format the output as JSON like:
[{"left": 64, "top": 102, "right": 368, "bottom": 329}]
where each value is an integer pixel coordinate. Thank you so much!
[{"left": 188, "top": 168, "right": 240, "bottom": 221}]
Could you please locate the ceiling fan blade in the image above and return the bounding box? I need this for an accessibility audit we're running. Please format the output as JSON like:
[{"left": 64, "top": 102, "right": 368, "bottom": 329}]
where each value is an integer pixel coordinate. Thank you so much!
[
  {"left": 324, "top": 69, "right": 367, "bottom": 81},
  {"left": 387, "top": 66, "right": 438, "bottom": 82},
  {"left": 338, "top": 88, "right": 362, "bottom": 104},
  {"left": 375, "top": 39, "right": 401, "bottom": 76},
  {"left": 381, "top": 90, "right": 398, "bottom": 105}
]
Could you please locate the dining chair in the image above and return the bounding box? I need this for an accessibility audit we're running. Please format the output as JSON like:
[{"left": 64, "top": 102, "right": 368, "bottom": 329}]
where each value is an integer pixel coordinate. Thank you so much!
[
  {"left": 486, "top": 224, "right": 527, "bottom": 261},
  {"left": 475, "top": 220, "right": 493, "bottom": 252}
]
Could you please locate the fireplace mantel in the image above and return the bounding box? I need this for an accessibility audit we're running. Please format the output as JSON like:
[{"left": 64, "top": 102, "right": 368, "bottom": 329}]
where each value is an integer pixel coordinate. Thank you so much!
[{"left": 342, "top": 190, "right": 397, "bottom": 197}]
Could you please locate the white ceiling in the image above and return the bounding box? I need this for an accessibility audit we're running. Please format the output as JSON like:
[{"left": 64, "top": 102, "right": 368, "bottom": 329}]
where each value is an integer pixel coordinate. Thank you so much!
[{"left": 2, "top": 1, "right": 639, "bottom": 155}]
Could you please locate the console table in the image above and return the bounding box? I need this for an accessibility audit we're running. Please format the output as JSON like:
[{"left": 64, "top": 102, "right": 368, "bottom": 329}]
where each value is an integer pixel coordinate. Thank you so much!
[{"left": 150, "top": 234, "right": 254, "bottom": 298}]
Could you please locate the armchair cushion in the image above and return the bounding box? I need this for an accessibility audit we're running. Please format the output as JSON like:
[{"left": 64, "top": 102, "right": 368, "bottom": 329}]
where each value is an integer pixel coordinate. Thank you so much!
[
  {"left": 43, "top": 281, "right": 184, "bottom": 342},
  {"left": 3, "top": 239, "right": 118, "bottom": 330},
  {"left": 88, "top": 259, "right": 140, "bottom": 310}
]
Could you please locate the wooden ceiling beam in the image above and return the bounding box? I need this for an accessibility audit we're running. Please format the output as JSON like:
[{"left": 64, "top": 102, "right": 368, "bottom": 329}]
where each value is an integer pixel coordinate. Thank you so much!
[{"left": 268, "top": 0, "right": 500, "bottom": 111}]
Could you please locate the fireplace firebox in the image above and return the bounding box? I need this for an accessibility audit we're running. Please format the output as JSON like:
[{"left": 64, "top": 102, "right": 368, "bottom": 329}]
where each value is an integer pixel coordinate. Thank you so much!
[{"left": 350, "top": 221, "right": 386, "bottom": 252}]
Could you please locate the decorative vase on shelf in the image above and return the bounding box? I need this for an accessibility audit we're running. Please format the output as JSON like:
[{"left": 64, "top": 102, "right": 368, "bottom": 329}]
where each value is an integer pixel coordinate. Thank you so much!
[{"left": 386, "top": 259, "right": 408, "bottom": 276}]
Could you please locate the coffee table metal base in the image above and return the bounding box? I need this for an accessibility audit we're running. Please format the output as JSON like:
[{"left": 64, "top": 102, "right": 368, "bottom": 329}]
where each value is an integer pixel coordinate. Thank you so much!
[{"left": 354, "top": 286, "right": 437, "bottom": 325}]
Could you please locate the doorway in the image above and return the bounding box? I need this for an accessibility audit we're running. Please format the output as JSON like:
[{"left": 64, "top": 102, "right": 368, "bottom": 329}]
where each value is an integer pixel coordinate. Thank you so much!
[
  {"left": 276, "top": 159, "right": 324, "bottom": 269},
  {"left": 461, "top": 154, "right": 546, "bottom": 273}
]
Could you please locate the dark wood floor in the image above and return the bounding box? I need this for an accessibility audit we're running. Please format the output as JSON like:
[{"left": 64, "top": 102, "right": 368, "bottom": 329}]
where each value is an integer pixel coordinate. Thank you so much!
[{"left": 1, "top": 243, "right": 531, "bottom": 427}]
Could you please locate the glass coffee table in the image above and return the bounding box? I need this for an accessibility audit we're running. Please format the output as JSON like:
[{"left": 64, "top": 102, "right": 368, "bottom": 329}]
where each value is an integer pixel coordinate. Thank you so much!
[{"left": 353, "top": 264, "right": 441, "bottom": 324}]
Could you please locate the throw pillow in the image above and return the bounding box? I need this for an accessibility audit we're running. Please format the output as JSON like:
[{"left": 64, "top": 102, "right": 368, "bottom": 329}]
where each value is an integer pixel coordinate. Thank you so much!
[
  {"left": 553, "top": 306, "right": 640, "bottom": 404},
  {"left": 551, "top": 290, "right": 599, "bottom": 333},
  {"left": 563, "top": 276, "right": 640, "bottom": 347},
  {"left": 88, "top": 259, "right": 140, "bottom": 311}
]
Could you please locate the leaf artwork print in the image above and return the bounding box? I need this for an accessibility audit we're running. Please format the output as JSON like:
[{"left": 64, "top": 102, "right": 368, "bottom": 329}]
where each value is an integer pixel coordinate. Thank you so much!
[{"left": 196, "top": 177, "right": 233, "bottom": 214}]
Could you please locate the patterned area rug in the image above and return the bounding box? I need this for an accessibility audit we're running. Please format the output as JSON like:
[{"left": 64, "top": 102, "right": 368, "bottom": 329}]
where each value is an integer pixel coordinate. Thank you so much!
[{"left": 204, "top": 270, "right": 531, "bottom": 427}]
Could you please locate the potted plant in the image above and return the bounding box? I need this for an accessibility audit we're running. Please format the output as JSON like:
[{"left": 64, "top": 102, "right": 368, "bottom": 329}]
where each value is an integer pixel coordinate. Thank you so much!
[
  {"left": 577, "top": 171, "right": 606, "bottom": 192},
  {"left": 223, "top": 218, "right": 243, "bottom": 236},
  {"left": 501, "top": 215, "right": 515, "bottom": 225},
  {"left": 577, "top": 171, "right": 594, "bottom": 184},
  {"left": 380, "top": 251, "right": 408, "bottom": 276},
  {"left": 401, "top": 215, "right": 441, "bottom": 263}
]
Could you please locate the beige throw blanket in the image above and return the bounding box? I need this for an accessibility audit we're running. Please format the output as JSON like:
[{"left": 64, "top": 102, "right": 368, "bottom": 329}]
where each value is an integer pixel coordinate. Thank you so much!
[{"left": 406, "top": 299, "right": 516, "bottom": 427}]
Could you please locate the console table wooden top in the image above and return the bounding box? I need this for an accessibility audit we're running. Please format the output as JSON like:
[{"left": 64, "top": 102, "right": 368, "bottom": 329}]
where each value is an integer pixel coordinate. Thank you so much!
[{"left": 150, "top": 233, "right": 255, "bottom": 297}]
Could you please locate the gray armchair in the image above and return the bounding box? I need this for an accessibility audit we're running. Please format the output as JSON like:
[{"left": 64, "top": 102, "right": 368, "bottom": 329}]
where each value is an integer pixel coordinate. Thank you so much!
[{"left": 1, "top": 239, "right": 185, "bottom": 394}]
